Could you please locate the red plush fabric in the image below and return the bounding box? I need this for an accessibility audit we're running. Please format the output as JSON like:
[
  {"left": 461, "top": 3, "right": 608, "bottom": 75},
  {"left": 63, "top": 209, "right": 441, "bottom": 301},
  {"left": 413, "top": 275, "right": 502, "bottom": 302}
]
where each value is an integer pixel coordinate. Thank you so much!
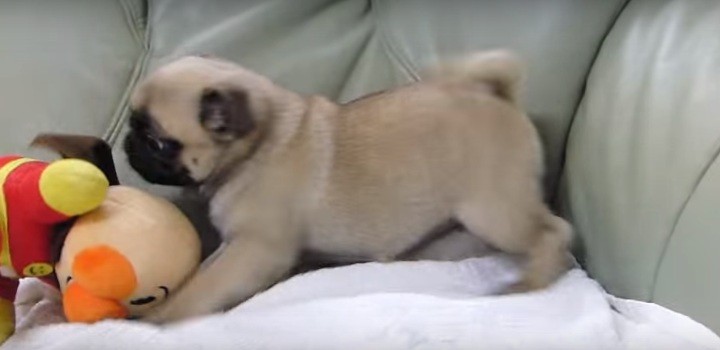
[
  {"left": 4, "top": 161, "right": 68, "bottom": 275},
  {"left": 0, "top": 157, "right": 68, "bottom": 302},
  {"left": 0, "top": 156, "right": 22, "bottom": 169}
]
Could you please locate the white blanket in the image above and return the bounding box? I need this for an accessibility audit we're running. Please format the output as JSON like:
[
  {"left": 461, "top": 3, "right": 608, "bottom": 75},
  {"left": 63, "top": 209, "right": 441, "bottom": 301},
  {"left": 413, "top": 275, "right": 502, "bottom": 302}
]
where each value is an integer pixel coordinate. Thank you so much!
[{"left": 4, "top": 255, "right": 719, "bottom": 350}]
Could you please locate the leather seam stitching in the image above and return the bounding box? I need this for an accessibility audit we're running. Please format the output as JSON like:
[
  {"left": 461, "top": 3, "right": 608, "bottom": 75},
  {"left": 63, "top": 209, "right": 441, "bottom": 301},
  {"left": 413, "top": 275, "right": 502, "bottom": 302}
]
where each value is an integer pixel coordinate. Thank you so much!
[
  {"left": 335, "top": 23, "right": 375, "bottom": 102},
  {"left": 650, "top": 139, "right": 720, "bottom": 301},
  {"left": 552, "top": 0, "right": 633, "bottom": 206},
  {"left": 370, "top": 0, "right": 419, "bottom": 82},
  {"left": 104, "top": 0, "right": 153, "bottom": 146},
  {"left": 120, "top": 0, "right": 144, "bottom": 47}
]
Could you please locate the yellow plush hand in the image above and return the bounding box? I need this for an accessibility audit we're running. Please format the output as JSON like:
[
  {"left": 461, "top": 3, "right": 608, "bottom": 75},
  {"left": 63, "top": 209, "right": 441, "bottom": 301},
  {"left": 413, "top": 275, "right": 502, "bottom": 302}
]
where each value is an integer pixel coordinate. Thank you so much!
[
  {"left": 0, "top": 297, "right": 14, "bottom": 343},
  {"left": 39, "top": 159, "right": 109, "bottom": 217}
]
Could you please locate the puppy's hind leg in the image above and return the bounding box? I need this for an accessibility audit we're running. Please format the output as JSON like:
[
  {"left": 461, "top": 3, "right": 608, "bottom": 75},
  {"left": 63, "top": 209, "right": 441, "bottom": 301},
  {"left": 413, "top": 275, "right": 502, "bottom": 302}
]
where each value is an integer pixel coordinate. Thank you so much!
[
  {"left": 456, "top": 196, "right": 572, "bottom": 293},
  {"left": 509, "top": 211, "right": 572, "bottom": 293}
]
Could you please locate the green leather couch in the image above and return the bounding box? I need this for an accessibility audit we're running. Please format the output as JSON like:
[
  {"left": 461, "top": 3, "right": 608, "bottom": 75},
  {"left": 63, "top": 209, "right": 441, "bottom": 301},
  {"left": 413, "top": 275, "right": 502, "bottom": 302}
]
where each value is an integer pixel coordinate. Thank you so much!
[{"left": 1, "top": 0, "right": 718, "bottom": 333}]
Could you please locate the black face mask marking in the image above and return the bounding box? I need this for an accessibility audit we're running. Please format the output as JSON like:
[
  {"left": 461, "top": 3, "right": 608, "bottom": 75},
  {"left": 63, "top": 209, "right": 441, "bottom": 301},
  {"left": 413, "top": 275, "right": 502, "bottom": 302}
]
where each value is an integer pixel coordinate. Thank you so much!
[{"left": 124, "top": 110, "right": 197, "bottom": 187}]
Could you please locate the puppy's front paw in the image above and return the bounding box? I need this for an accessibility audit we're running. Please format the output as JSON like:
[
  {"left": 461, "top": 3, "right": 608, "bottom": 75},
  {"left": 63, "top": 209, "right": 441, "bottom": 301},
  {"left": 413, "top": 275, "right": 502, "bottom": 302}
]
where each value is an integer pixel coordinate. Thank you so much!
[
  {"left": 140, "top": 306, "right": 174, "bottom": 325},
  {"left": 141, "top": 299, "right": 215, "bottom": 325},
  {"left": 503, "top": 280, "right": 535, "bottom": 295},
  {"left": 141, "top": 302, "right": 192, "bottom": 325},
  {"left": 503, "top": 273, "right": 557, "bottom": 295}
]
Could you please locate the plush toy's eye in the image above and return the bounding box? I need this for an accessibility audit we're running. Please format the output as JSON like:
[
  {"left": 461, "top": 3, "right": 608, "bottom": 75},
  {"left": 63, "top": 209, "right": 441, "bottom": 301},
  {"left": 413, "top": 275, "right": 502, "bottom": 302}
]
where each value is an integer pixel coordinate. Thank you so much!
[
  {"left": 66, "top": 276, "right": 72, "bottom": 284},
  {"left": 129, "top": 296, "right": 156, "bottom": 306},
  {"left": 129, "top": 286, "right": 170, "bottom": 306}
]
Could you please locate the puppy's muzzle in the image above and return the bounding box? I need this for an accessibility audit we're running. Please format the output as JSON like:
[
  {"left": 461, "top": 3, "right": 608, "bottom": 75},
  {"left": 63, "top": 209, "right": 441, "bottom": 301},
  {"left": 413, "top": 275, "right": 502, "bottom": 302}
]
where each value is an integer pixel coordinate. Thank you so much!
[{"left": 123, "top": 132, "right": 196, "bottom": 187}]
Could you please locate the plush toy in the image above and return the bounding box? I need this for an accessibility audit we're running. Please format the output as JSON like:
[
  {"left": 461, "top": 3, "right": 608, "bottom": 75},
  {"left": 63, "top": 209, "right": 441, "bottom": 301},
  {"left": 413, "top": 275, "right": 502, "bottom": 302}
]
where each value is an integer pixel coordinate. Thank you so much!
[
  {"left": 56, "top": 185, "right": 201, "bottom": 322},
  {"left": 31, "top": 134, "right": 202, "bottom": 324},
  {"left": 0, "top": 155, "right": 109, "bottom": 342},
  {"left": 0, "top": 134, "right": 201, "bottom": 343}
]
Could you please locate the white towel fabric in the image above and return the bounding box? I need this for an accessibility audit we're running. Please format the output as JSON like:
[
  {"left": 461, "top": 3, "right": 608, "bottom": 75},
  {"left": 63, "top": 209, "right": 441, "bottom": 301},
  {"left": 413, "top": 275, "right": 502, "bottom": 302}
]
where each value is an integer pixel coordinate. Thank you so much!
[{"left": 4, "top": 254, "right": 719, "bottom": 350}]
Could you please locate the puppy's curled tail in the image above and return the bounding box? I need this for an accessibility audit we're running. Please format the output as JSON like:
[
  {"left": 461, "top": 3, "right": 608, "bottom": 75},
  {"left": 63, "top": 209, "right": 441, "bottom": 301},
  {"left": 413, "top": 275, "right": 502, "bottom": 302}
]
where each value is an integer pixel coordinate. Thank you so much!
[{"left": 424, "top": 50, "right": 524, "bottom": 105}]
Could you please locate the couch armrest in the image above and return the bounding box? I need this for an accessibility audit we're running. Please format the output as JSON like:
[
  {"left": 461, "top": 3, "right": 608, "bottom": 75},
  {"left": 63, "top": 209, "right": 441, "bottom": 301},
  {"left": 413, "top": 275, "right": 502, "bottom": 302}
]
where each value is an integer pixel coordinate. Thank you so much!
[{"left": 561, "top": 0, "right": 720, "bottom": 332}]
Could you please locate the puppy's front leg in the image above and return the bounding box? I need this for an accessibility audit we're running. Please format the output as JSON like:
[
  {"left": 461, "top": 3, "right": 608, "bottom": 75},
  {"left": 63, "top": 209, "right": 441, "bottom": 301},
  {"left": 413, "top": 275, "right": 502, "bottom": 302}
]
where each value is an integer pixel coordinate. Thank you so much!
[{"left": 143, "top": 232, "right": 299, "bottom": 324}]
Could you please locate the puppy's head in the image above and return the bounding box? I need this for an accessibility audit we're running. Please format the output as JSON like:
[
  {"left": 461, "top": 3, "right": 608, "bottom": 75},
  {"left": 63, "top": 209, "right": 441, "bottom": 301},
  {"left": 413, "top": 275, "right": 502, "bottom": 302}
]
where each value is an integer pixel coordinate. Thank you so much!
[{"left": 125, "top": 56, "right": 277, "bottom": 187}]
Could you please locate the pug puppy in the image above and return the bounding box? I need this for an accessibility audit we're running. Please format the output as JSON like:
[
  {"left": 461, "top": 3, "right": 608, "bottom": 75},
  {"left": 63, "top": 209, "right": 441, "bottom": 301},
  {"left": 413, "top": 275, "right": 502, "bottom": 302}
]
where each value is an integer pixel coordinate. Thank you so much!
[{"left": 124, "top": 50, "right": 572, "bottom": 323}]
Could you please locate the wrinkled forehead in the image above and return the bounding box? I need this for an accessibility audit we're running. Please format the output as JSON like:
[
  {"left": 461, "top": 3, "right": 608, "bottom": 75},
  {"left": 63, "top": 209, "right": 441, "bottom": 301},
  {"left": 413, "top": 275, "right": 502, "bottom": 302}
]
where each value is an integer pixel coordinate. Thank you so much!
[
  {"left": 130, "top": 56, "right": 238, "bottom": 108},
  {"left": 128, "top": 58, "right": 230, "bottom": 140},
  {"left": 130, "top": 100, "right": 211, "bottom": 145},
  {"left": 128, "top": 84, "right": 199, "bottom": 139}
]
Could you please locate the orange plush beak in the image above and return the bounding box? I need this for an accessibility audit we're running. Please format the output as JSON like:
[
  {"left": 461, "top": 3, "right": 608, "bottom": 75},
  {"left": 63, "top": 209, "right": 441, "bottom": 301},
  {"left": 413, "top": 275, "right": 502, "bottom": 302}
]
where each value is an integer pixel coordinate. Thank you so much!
[{"left": 63, "top": 245, "right": 137, "bottom": 323}]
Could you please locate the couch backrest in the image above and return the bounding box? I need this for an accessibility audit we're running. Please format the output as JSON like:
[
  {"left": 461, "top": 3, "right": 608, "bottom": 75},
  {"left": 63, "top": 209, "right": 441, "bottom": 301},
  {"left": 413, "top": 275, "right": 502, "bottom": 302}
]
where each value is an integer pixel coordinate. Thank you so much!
[
  {"left": 0, "top": 0, "right": 144, "bottom": 156},
  {"left": 560, "top": 0, "right": 720, "bottom": 332},
  {"left": 0, "top": 0, "right": 625, "bottom": 197}
]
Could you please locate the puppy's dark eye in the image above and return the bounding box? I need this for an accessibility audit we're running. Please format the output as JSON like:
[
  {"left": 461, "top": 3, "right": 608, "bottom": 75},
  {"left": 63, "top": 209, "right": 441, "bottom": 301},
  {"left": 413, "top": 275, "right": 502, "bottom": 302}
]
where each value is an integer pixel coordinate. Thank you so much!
[
  {"left": 145, "top": 135, "right": 182, "bottom": 158},
  {"left": 146, "top": 135, "right": 165, "bottom": 151}
]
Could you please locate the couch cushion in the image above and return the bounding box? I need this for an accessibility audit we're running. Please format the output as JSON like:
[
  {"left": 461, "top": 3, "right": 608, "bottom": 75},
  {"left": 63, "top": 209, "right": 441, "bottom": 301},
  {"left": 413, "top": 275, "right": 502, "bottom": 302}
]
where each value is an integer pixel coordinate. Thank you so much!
[
  {"left": 354, "top": 0, "right": 626, "bottom": 194},
  {"left": 0, "top": 0, "right": 144, "bottom": 159},
  {"left": 561, "top": 0, "right": 720, "bottom": 331}
]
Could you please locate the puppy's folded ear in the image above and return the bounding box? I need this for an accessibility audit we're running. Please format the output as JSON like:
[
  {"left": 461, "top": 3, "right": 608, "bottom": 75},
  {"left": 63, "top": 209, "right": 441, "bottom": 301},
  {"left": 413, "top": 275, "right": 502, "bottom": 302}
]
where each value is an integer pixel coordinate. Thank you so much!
[
  {"left": 31, "top": 134, "right": 120, "bottom": 186},
  {"left": 199, "top": 87, "right": 255, "bottom": 142}
]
